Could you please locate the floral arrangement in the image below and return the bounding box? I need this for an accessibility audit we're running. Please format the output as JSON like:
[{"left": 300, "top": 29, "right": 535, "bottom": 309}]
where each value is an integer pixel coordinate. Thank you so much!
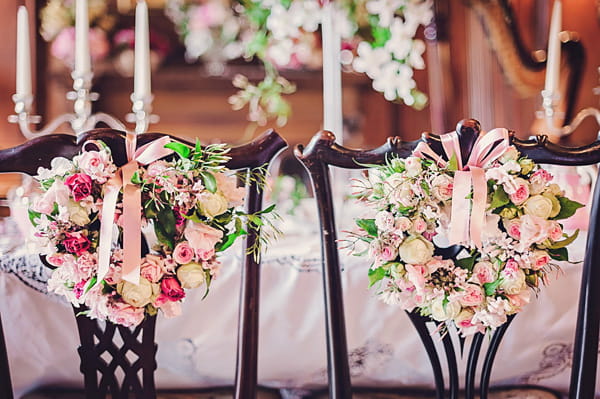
[
  {"left": 28, "top": 139, "right": 275, "bottom": 327},
  {"left": 166, "top": 0, "right": 432, "bottom": 126},
  {"left": 40, "top": 0, "right": 171, "bottom": 75},
  {"left": 343, "top": 129, "right": 583, "bottom": 336}
]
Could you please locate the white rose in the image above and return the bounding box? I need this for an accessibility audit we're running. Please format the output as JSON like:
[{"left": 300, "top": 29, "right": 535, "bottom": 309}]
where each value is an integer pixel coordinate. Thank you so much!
[
  {"left": 395, "top": 216, "right": 412, "bottom": 232},
  {"left": 523, "top": 195, "right": 554, "bottom": 219},
  {"left": 430, "top": 297, "right": 461, "bottom": 321},
  {"left": 117, "top": 278, "right": 160, "bottom": 307},
  {"left": 176, "top": 262, "right": 206, "bottom": 289},
  {"left": 404, "top": 157, "right": 422, "bottom": 177},
  {"left": 67, "top": 200, "right": 90, "bottom": 226},
  {"left": 392, "top": 182, "right": 418, "bottom": 207},
  {"left": 197, "top": 192, "right": 229, "bottom": 218},
  {"left": 398, "top": 235, "right": 434, "bottom": 264},
  {"left": 500, "top": 269, "right": 526, "bottom": 295},
  {"left": 498, "top": 147, "right": 519, "bottom": 163},
  {"left": 529, "top": 175, "right": 546, "bottom": 195}
]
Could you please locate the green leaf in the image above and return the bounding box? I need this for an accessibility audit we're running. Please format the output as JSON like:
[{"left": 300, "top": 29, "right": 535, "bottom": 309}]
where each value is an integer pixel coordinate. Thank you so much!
[
  {"left": 255, "top": 203, "right": 276, "bottom": 215},
  {"left": 490, "top": 186, "right": 510, "bottom": 208},
  {"left": 547, "top": 229, "right": 579, "bottom": 249},
  {"left": 483, "top": 279, "right": 503, "bottom": 296},
  {"left": 356, "top": 218, "right": 378, "bottom": 237},
  {"left": 154, "top": 213, "right": 175, "bottom": 249},
  {"left": 157, "top": 207, "right": 176, "bottom": 237},
  {"left": 84, "top": 276, "right": 97, "bottom": 294},
  {"left": 165, "top": 142, "right": 191, "bottom": 159},
  {"left": 455, "top": 255, "right": 477, "bottom": 271},
  {"left": 368, "top": 267, "right": 387, "bottom": 287},
  {"left": 448, "top": 153, "right": 459, "bottom": 171},
  {"left": 201, "top": 270, "right": 212, "bottom": 300},
  {"left": 217, "top": 227, "right": 247, "bottom": 252},
  {"left": 553, "top": 197, "right": 585, "bottom": 220},
  {"left": 130, "top": 170, "right": 142, "bottom": 184},
  {"left": 548, "top": 247, "right": 568, "bottom": 261},
  {"left": 201, "top": 172, "right": 217, "bottom": 193},
  {"left": 28, "top": 209, "right": 42, "bottom": 226}
]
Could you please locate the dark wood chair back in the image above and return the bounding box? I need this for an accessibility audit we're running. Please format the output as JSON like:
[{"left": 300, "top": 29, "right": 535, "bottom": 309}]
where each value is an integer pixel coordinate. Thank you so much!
[
  {"left": 0, "top": 129, "right": 286, "bottom": 399},
  {"left": 294, "top": 119, "right": 600, "bottom": 399}
]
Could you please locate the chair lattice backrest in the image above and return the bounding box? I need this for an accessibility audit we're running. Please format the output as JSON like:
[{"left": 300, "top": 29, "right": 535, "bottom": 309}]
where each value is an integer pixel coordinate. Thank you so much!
[
  {"left": 0, "top": 129, "right": 286, "bottom": 399},
  {"left": 294, "top": 119, "right": 600, "bottom": 399}
]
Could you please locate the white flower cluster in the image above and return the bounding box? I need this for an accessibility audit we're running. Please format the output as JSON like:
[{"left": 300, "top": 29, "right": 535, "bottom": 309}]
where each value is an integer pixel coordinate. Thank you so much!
[{"left": 352, "top": 0, "right": 433, "bottom": 104}]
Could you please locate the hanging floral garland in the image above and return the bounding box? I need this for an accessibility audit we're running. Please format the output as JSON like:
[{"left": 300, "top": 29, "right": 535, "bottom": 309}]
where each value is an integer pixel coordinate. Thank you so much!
[
  {"left": 29, "top": 138, "right": 276, "bottom": 327},
  {"left": 343, "top": 129, "right": 583, "bottom": 336}
]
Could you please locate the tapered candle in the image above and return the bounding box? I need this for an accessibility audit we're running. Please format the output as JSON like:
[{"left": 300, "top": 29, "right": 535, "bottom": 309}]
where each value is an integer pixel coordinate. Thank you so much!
[
  {"left": 134, "top": 0, "right": 151, "bottom": 100},
  {"left": 544, "top": 0, "right": 562, "bottom": 96},
  {"left": 321, "top": 1, "right": 343, "bottom": 141},
  {"left": 75, "top": 0, "right": 91, "bottom": 76},
  {"left": 16, "top": 6, "right": 32, "bottom": 98}
]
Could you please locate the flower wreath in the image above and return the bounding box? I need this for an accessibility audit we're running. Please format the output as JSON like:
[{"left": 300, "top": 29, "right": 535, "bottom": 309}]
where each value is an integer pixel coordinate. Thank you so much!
[
  {"left": 344, "top": 128, "right": 584, "bottom": 336},
  {"left": 29, "top": 137, "right": 273, "bottom": 327}
]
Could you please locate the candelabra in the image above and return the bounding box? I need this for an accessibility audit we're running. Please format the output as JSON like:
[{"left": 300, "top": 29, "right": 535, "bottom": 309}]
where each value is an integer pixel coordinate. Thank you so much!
[{"left": 8, "top": 1, "right": 158, "bottom": 139}]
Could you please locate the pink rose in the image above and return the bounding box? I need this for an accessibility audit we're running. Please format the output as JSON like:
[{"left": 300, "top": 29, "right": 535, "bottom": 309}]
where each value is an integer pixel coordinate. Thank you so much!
[
  {"left": 47, "top": 253, "right": 74, "bottom": 267},
  {"left": 531, "top": 169, "right": 553, "bottom": 184},
  {"left": 77, "top": 150, "right": 114, "bottom": 183},
  {"left": 503, "top": 218, "right": 521, "bottom": 240},
  {"left": 412, "top": 218, "right": 427, "bottom": 234},
  {"left": 62, "top": 232, "right": 91, "bottom": 256},
  {"left": 549, "top": 222, "right": 563, "bottom": 242},
  {"left": 472, "top": 261, "right": 495, "bottom": 284},
  {"left": 145, "top": 160, "right": 169, "bottom": 178},
  {"left": 214, "top": 173, "right": 246, "bottom": 207},
  {"left": 75, "top": 252, "right": 97, "bottom": 280},
  {"left": 405, "top": 264, "right": 428, "bottom": 291},
  {"left": 160, "top": 277, "right": 185, "bottom": 301},
  {"left": 431, "top": 174, "right": 454, "bottom": 201},
  {"left": 65, "top": 173, "right": 93, "bottom": 201},
  {"left": 504, "top": 258, "right": 520, "bottom": 275},
  {"left": 140, "top": 254, "right": 166, "bottom": 283},
  {"left": 33, "top": 180, "right": 71, "bottom": 214},
  {"left": 460, "top": 285, "right": 485, "bottom": 307},
  {"left": 184, "top": 222, "right": 223, "bottom": 254},
  {"left": 159, "top": 300, "right": 182, "bottom": 318},
  {"left": 531, "top": 250, "right": 550, "bottom": 270},
  {"left": 508, "top": 179, "right": 530, "bottom": 205},
  {"left": 107, "top": 301, "right": 145, "bottom": 327},
  {"left": 173, "top": 242, "right": 195, "bottom": 264}
]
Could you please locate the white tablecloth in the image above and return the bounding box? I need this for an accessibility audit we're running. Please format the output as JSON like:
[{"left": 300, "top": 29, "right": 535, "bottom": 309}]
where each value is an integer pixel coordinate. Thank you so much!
[{"left": 0, "top": 195, "right": 596, "bottom": 398}]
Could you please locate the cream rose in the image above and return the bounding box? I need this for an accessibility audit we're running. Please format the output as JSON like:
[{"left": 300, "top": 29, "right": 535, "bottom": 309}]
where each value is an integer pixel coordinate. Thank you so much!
[
  {"left": 498, "top": 147, "right": 519, "bottom": 163},
  {"left": 523, "top": 195, "right": 554, "bottom": 219},
  {"left": 117, "top": 278, "right": 160, "bottom": 308},
  {"left": 67, "top": 200, "right": 90, "bottom": 226},
  {"left": 430, "top": 297, "right": 461, "bottom": 322},
  {"left": 542, "top": 193, "right": 561, "bottom": 218},
  {"left": 197, "top": 192, "right": 229, "bottom": 218},
  {"left": 500, "top": 269, "right": 526, "bottom": 295},
  {"left": 177, "top": 262, "right": 206, "bottom": 289},
  {"left": 392, "top": 182, "right": 418, "bottom": 207},
  {"left": 398, "top": 236, "right": 434, "bottom": 265}
]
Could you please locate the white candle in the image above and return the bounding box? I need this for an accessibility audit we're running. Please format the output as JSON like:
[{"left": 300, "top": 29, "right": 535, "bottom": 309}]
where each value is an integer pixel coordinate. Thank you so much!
[
  {"left": 75, "top": 0, "right": 91, "bottom": 76},
  {"left": 544, "top": 0, "right": 562, "bottom": 96},
  {"left": 134, "top": 0, "right": 151, "bottom": 100},
  {"left": 16, "top": 6, "right": 32, "bottom": 98},
  {"left": 321, "top": 1, "right": 343, "bottom": 141}
]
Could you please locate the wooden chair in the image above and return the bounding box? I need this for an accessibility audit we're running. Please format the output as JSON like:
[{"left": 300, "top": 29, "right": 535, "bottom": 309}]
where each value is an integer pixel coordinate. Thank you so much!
[
  {"left": 294, "top": 119, "right": 600, "bottom": 399},
  {"left": 0, "top": 129, "right": 287, "bottom": 399}
]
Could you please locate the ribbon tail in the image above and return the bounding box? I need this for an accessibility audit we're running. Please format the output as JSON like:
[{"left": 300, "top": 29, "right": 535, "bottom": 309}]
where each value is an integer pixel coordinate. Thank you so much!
[
  {"left": 121, "top": 161, "right": 142, "bottom": 285},
  {"left": 97, "top": 177, "right": 121, "bottom": 283},
  {"left": 470, "top": 167, "right": 487, "bottom": 249},
  {"left": 448, "top": 171, "right": 471, "bottom": 246},
  {"left": 413, "top": 142, "right": 447, "bottom": 167}
]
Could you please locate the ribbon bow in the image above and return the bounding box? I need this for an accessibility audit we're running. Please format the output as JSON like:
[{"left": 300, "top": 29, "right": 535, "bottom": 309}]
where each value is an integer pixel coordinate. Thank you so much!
[
  {"left": 96, "top": 133, "right": 174, "bottom": 285},
  {"left": 413, "top": 128, "right": 510, "bottom": 248}
]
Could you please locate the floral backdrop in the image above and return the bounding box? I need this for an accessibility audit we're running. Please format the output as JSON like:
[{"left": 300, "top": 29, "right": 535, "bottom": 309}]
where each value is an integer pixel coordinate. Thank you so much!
[{"left": 40, "top": 0, "right": 433, "bottom": 127}]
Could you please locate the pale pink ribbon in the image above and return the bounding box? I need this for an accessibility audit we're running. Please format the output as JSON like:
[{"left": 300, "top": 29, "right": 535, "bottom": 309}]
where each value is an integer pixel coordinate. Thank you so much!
[
  {"left": 413, "top": 128, "right": 510, "bottom": 248},
  {"left": 96, "top": 134, "right": 174, "bottom": 285}
]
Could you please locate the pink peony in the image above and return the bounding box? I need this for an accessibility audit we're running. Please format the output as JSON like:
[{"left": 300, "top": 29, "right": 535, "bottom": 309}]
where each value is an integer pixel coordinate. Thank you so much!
[
  {"left": 160, "top": 277, "right": 185, "bottom": 301},
  {"left": 62, "top": 232, "right": 91, "bottom": 256},
  {"left": 140, "top": 254, "right": 166, "bottom": 283},
  {"left": 65, "top": 173, "right": 93, "bottom": 201},
  {"left": 184, "top": 222, "right": 223, "bottom": 254},
  {"left": 107, "top": 301, "right": 145, "bottom": 327},
  {"left": 173, "top": 242, "right": 195, "bottom": 264}
]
